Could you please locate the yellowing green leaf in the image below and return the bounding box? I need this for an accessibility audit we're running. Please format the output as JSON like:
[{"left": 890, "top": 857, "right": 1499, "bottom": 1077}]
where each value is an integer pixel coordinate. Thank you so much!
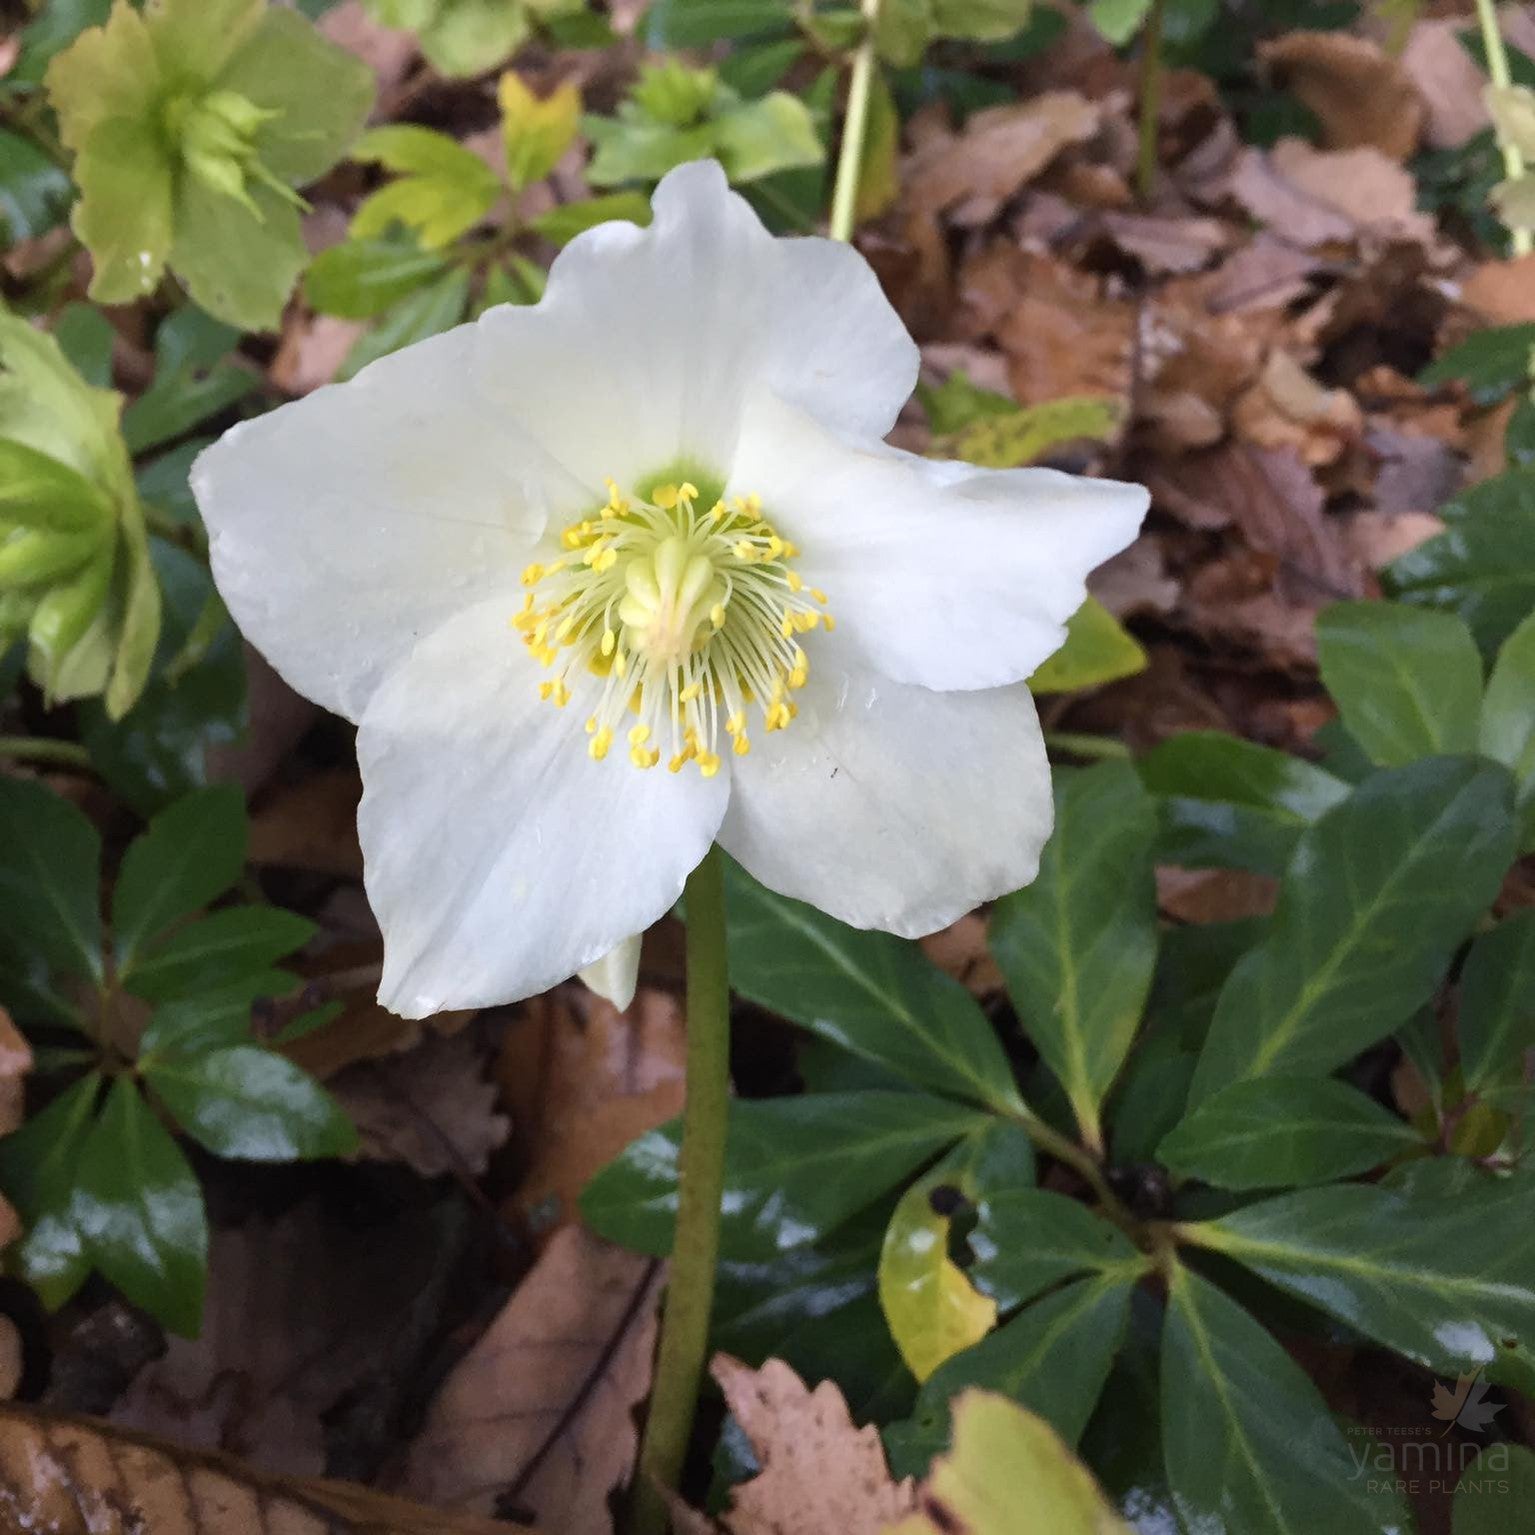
[
  {"left": 1028, "top": 597, "right": 1146, "bottom": 694},
  {"left": 879, "top": 1175, "right": 998, "bottom": 1383},
  {"left": 499, "top": 72, "right": 580, "bottom": 190},
  {"left": 940, "top": 395, "right": 1122, "bottom": 470},
  {"left": 351, "top": 124, "right": 503, "bottom": 249},
  {"left": 855, "top": 69, "right": 900, "bottom": 223},
  {"left": 885, "top": 1391, "right": 1132, "bottom": 1535}
]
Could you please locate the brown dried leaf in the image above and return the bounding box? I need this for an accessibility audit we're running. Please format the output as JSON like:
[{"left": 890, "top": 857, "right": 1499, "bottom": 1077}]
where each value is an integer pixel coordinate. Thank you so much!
[
  {"left": 400, "top": 1225, "right": 663, "bottom": 1534},
  {"left": 1461, "top": 254, "right": 1535, "bottom": 327},
  {"left": 0, "top": 1319, "right": 21, "bottom": 1402},
  {"left": 0, "top": 1401, "right": 526, "bottom": 1534},
  {"left": 334, "top": 1022, "right": 510, "bottom": 1178},
  {"left": 1097, "top": 211, "right": 1230, "bottom": 275},
  {"left": 498, "top": 988, "right": 685, "bottom": 1237},
  {"left": 907, "top": 93, "right": 1100, "bottom": 225},
  {"left": 1205, "top": 236, "right": 1324, "bottom": 316},
  {"left": 707, "top": 1356, "right": 917, "bottom": 1535},
  {"left": 1402, "top": 19, "right": 1492, "bottom": 150},
  {"left": 0, "top": 1007, "right": 32, "bottom": 1136},
  {"left": 918, "top": 916, "right": 1003, "bottom": 999},
  {"left": 248, "top": 767, "right": 364, "bottom": 877},
  {"left": 1341, "top": 509, "right": 1446, "bottom": 570},
  {"left": 1260, "top": 31, "right": 1424, "bottom": 159},
  {"left": 1231, "top": 350, "right": 1364, "bottom": 468},
  {"left": 1157, "top": 867, "right": 1280, "bottom": 924}
]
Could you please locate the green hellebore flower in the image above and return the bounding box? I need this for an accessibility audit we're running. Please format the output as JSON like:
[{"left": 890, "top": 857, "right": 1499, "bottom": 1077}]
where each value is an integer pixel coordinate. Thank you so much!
[
  {"left": 0, "top": 314, "right": 160, "bottom": 719},
  {"left": 45, "top": 0, "right": 375, "bottom": 330}
]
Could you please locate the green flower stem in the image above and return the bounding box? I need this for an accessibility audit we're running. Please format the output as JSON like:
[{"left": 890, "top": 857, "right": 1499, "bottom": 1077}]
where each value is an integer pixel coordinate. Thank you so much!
[
  {"left": 1135, "top": 0, "right": 1167, "bottom": 203},
  {"left": 1477, "top": 0, "right": 1534, "bottom": 257},
  {"left": 828, "top": 0, "right": 884, "bottom": 244},
  {"left": 0, "top": 736, "right": 93, "bottom": 771},
  {"left": 631, "top": 845, "right": 731, "bottom": 1535},
  {"left": 1043, "top": 730, "right": 1133, "bottom": 762}
]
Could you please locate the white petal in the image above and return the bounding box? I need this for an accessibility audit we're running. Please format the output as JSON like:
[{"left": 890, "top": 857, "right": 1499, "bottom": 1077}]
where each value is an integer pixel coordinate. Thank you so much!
[
  {"left": 193, "top": 324, "right": 584, "bottom": 722},
  {"left": 473, "top": 160, "right": 918, "bottom": 493},
  {"left": 578, "top": 934, "right": 642, "bottom": 1012},
  {"left": 357, "top": 598, "right": 727, "bottom": 1018},
  {"left": 720, "top": 660, "right": 1052, "bottom": 937},
  {"left": 727, "top": 394, "right": 1148, "bottom": 692}
]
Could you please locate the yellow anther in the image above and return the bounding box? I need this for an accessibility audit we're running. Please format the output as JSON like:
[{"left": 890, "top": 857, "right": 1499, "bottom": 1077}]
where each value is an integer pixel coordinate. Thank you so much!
[
  {"left": 522, "top": 563, "right": 544, "bottom": 585},
  {"left": 613, "top": 649, "right": 628, "bottom": 677},
  {"left": 780, "top": 616, "right": 794, "bottom": 639},
  {"left": 679, "top": 481, "right": 699, "bottom": 501},
  {"left": 725, "top": 712, "right": 746, "bottom": 736},
  {"left": 585, "top": 715, "right": 598, "bottom": 733},
  {"left": 733, "top": 732, "right": 751, "bottom": 756},
  {"left": 823, "top": 613, "right": 836, "bottom": 631},
  {"left": 734, "top": 541, "right": 755, "bottom": 561},
  {"left": 679, "top": 681, "right": 703, "bottom": 703},
  {"left": 698, "top": 751, "right": 722, "bottom": 778},
  {"left": 653, "top": 484, "right": 680, "bottom": 509},
  {"left": 811, "top": 587, "right": 829, "bottom": 604},
  {"left": 601, "top": 628, "right": 616, "bottom": 656},
  {"left": 787, "top": 571, "right": 804, "bottom": 592},
  {"left": 710, "top": 602, "right": 726, "bottom": 628},
  {"left": 628, "top": 724, "right": 651, "bottom": 746},
  {"left": 589, "top": 726, "right": 613, "bottom": 760},
  {"left": 630, "top": 745, "right": 660, "bottom": 768}
]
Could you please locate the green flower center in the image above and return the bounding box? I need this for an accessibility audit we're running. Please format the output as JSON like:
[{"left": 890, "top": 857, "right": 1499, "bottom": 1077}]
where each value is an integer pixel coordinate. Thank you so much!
[{"left": 516, "top": 477, "right": 833, "bottom": 775}]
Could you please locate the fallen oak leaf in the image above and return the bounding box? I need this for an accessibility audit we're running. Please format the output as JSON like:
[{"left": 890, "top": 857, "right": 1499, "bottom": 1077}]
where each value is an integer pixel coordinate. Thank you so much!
[{"left": 0, "top": 1400, "right": 534, "bottom": 1533}]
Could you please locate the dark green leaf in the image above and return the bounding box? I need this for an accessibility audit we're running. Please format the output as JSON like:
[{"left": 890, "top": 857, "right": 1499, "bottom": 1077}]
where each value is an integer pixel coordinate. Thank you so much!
[
  {"left": 1158, "top": 1078, "right": 1422, "bottom": 1190},
  {"left": 339, "top": 268, "right": 472, "bottom": 382},
  {"left": 1140, "top": 731, "right": 1349, "bottom": 876},
  {"left": 1480, "top": 610, "right": 1535, "bottom": 846},
  {"left": 73, "top": 1076, "right": 206, "bottom": 1336},
  {"left": 581, "top": 1091, "right": 988, "bottom": 1261},
  {"left": 304, "top": 237, "right": 450, "bottom": 319},
  {"left": 11, "top": 0, "right": 110, "bottom": 85},
  {"left": 989, "top": 763, "right": 1158, "bottom": 1147},
  {"left": 126, "top": 906, "right": 315, "bottom": 1001},
  {"left": 1161, "top": 1266, "right": 1410, "bottom": 1534},
  {"left": 1190, "top": 758, "right": 1516, "bottom": 1100},
  {"left": 1316, "top": 601, "right": 1483, "bottom": 766},
  {"left": 1420, "top": 323, "right": 1535, "bottom": 405},
  {"left": 51, "top": 304, "right": 116, "bottom": 390},
  {"left": 717, "top": 37, "right": 804, "bottom": 95},
  {"left": 111, "top": 784, "right": 247, "bottom": 965},
  {"left": 0, "top": 776, "right": 102, "bottom": 981},
  {"left": 1189, "top": 1165, "right": 1535, "bottom": 1379},
  {"left": 970, "top": 1188, "right": 1141, "bottom": 1312},
  {"left": 885, "top": 1272, "right": 1139, "bottom": 1478},
  {"left": 1459, "top": 909, "right": 1535, "bottom": 1090},
  {"left": 0, "top": 1073, "right": 99, "bottom": 1310},
  {"left": 145, "top": 1045, "right": 356, "bottom": 1161},
  {"left": 141, "top": 969, "right": 291, "bottom": 1057},
  {"left": 725, "top": 862, "right": 1023, "bottom": 1115},
  {"left": 0, "top": 127, "right": 72, "bottom": 242},
  {"left": 1454, "top": 1444, "right": 1535, "bottom": 1533},
  {"left": 648, "top": 0, "right": 794, "bottom": 45},
  {"left": 1384, "top": 468, "right": 1535, "bottom": 656}
]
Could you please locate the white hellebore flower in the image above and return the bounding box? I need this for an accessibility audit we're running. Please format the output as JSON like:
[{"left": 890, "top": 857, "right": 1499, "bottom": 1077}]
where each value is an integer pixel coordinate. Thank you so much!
[{"left": 193, "top": 160, "right": 1147, "bottom": 1020}]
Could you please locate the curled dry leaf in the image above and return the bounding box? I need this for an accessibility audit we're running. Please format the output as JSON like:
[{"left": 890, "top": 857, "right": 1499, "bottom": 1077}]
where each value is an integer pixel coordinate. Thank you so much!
[
  {"left": 1259, "top": 31, "right": 1424, "bottom": 160},
  {"left": 906, "top": 93, "right": 1100, "bottom": 225},
  {"left": 0, "top": 1006, "right": 32, "bottom": 1136},
  {"left": 400, "top": 1225, "right": 663, "bottom": 1535},
  {"left": 706, "top": 1356, "right": 917, "bottom": 1535},
  {"left": 1402, "top": 20, "right": 1492, "bottom": 150},
  {"left": 0, "top": 1401, "right": 528, "bottom": 1535}
]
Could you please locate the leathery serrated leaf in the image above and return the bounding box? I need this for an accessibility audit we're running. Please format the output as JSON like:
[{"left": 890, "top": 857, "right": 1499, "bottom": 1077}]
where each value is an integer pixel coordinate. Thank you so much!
[
  {"left": 0, "top": 777, "right": 103, "bottom": 981},
  {"left": 1161, "top": 1266, "right": 1410, "bottom": 1534},
  {"left": 1190, "top": 757, "right": 1516, "bottom": 1101},
  {"left": 989, "top": 762, "right": 1158, "bottom": 1149},
  {"left": 886, "top": 1391, "right": 1132, "bottom": 1535},
  {"left": 1185, "top": 1165, "right": 1535, "bottom": 1380},
  {"left": 1027, "top": 597, "right": 1147, "bottom": 694},
  {"left": 1316, "top": 601, "right": 1483, "bottom": 766},
  {"left": 725, "top": 860, "right": 1024, "bottom": 1115}
]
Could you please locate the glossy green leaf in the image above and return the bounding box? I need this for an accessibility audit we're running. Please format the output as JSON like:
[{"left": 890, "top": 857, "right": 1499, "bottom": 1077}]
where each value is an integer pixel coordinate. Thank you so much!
[
  {"left": 887, "top": 1391, "right": 1133, "bottom": 1535},
  {"left": 73, "top": 1076, "right": 207, "bottom": 1336},
  {"left": 582, "top": 1091, "right": 988, "bottom": 1262},
  {"left": 145, "top": 1045, "right": 356, "bottom": 1162},
  {"left": 726, "top": 863, "right": 1023, "bottom": 1115},
  {"left": 0, "top": 1074, "right": 100, "bottom": 1310},
  {"left": 1384, "top": 468, "right": 1535, "bottom": 655},
  {"left": 0, "top": 127, "right": 73, "bottom": 242},
  {"left": 650, "top": 0, "right": 794, "bottom": 44},
  {"left": 1140, "top": 731, "right": 1350, "bottom": 876},
  {"left": 1027, "top": 598, "right": 1146, "bottom": 695},
  {"left": 989, "top": 762, "right": 1158, "bottom": 1147},
  {"left": 125, "top": 906, "right": 315, "bottom": 1001},
  {"left": 1316, "top": 601, "right": 1483, "bottom": 765},
  {"left": 350, "top": 124, "right": 502, "bottom": 249},
  {"left": 1158, "top": 1077, "right": 1422, "bottom": 1190},
  {"left": 1162, "top": 1266, "right": 1409, "bottom": 1534},
  {"left": 141, "top": 969, "right": 291, "bottom": 1058},
  {"left": 1480, "top": 609, "right": 1535, "bottom": 845},
  {"left": 1459, "top": 909, "right": 1535, "bottom": 1090},
  {"left": 1420, "top": 322, "right": 1535, "bottom": 404},
  {"left": 112, "top": 783, "right": 247, "bottom": 965},
  {"left": 885, "top": 1272, "right": 1140, "bottom": 1479},
  {"left": 1454, "top": 1444, "right": 1535, "bottom": 1533},
  {"left": 304, "top": 237, "right": 450, "bottom": 319},
  {"left": 0, "top": 776, "right": 103, "bottom": 981},
  {"left": 528, "top": 191, "right": 653, "bottom": 245},
  {"left": 1190, "top": 757, "right": 1516, "bottom": 1101},
  {"left": 339, "top": 267, "right": 471, "bottom": 382},
  {"left": 1188, "top": 1165, "right": 1535, "bottom": 1379}
]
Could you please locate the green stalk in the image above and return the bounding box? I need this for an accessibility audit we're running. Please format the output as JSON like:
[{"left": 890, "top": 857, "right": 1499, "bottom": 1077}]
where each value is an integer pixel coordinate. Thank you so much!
[
  {"left": 827, "top": 0, "right": 884, "bottom": 244},
  {"left": 0, "top": 735, "right": 93, "bottom": 770},
  {"left": 1477, "top": 0, "right": 1534, "bottom": 257},
  {"left": 630, "top": 846, "right": 731, "bottom": 1535},
  {"left": 1042, "top": 731, "right": 1132, "bottom": 762},
  {"left": 1135, "top": 0, "right": 1167, "bottom": 203}
]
